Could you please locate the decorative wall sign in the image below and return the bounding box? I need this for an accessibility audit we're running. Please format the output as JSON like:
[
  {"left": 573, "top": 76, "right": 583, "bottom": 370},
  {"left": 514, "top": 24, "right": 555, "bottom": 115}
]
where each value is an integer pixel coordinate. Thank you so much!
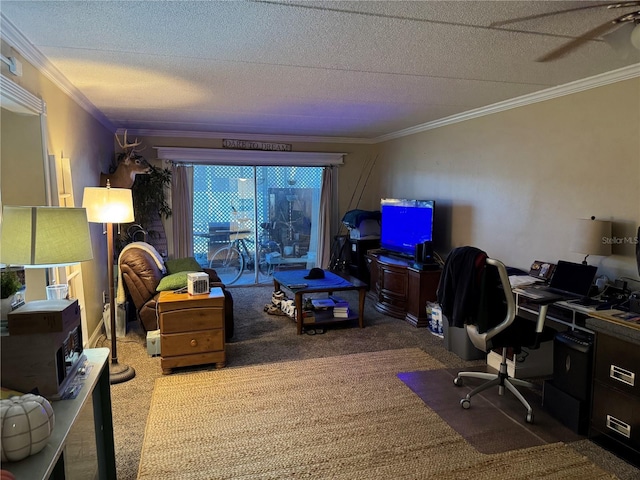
[{"left": 222, "top": 139, "right": 292, "bottom": 152}]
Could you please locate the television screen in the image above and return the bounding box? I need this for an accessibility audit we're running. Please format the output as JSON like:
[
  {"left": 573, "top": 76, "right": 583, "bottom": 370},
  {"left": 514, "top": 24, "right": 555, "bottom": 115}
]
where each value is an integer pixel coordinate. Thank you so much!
[{"left": 380, "top": 199, "right": 434, "bottom": 257}]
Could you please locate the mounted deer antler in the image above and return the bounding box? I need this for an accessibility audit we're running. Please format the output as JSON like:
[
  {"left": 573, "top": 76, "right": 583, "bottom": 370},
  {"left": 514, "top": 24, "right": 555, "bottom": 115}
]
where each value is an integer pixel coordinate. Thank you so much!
[
  {"left": 99, "top": 130, "right": 151, "bottom": 188},
  {"left": 116, "top": 130, "right": 144, "bottom": 154}
]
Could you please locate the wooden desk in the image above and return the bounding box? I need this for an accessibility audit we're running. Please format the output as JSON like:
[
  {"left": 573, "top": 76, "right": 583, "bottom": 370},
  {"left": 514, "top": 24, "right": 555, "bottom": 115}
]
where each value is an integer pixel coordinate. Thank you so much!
[{"left": 4, "top": 348, "right": 116, "bottom": 480}]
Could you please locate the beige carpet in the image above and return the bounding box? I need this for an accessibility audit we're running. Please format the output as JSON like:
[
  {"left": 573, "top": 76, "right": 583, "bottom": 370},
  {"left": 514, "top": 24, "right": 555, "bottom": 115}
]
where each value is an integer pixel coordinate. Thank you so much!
[{"left": 137, "top": 348, "right": 614, "bottom": 479}]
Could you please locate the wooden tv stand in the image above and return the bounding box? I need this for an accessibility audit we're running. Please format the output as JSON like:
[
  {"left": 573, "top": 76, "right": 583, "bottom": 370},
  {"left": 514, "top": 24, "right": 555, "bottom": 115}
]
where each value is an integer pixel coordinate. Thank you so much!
[{"left": 366, "top": 251, "right": 441, "bottom": 327}]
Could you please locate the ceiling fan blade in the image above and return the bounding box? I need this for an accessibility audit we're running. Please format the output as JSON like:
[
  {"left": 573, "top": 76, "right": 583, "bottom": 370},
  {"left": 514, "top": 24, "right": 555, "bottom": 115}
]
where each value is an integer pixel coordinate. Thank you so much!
[
  {"left": 489, "top": 2, "right": 637, "bottom": 27},
  {"left": 536, "top": 15, "right": 629, "bottom": 62}
]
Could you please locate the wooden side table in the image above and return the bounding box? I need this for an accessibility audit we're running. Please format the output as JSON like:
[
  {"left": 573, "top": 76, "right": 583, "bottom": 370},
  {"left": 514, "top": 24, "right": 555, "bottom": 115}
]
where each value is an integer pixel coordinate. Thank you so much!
[{"left": 157, "top": 287, "right": 226, "bottom": 374}]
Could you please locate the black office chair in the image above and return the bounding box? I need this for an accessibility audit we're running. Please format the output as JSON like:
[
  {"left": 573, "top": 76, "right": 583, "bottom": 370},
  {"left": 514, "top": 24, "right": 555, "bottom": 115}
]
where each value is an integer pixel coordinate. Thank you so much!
[{"left": 438, "top": 246, "right": 552, "bottom": 424}]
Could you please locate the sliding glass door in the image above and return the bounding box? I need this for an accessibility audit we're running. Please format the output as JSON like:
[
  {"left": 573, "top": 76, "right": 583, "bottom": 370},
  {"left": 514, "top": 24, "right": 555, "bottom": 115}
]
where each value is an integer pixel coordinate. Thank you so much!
[{"left": 192, "top": 165, "right": 323, "bottom": 285}]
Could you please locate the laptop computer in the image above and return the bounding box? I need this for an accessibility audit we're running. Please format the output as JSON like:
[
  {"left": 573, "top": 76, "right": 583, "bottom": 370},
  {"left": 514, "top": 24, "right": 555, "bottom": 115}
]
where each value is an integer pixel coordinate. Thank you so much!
[{"left": 519, "top": 260, "right": 597, "bottom": 302}]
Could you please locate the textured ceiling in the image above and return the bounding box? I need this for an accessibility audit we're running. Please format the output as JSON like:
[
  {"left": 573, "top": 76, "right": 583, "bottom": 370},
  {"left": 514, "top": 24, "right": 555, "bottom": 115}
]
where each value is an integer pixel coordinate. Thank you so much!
[{"left": 1, "top": 1, "right": 639, "bottom": 140}]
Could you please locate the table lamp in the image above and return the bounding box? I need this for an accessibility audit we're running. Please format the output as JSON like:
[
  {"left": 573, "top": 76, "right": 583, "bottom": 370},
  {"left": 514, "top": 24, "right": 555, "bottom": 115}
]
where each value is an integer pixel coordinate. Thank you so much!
[
  {"left": 570, "top": 216, "right": 612, "bottom": 265},
  {"left": 83, "top": 181, "right": 136, "bottom": 384},
  {"left": 0, "top": 205, "right": 93, "bottom": 327},
  {"left": 1, "top": 205, "right": 93, "bottom": 269}
]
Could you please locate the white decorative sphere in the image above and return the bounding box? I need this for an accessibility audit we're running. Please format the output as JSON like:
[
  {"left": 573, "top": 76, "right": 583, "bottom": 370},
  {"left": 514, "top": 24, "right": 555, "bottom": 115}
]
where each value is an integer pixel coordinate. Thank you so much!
[{"left": 0, "top": 394, "right": 55, "bottom": 462}]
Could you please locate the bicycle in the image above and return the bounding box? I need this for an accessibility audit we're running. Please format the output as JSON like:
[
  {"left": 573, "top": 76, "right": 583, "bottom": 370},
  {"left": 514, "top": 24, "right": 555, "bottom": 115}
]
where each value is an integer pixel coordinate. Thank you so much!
[
  {"left": 208, "top": 225, "right": 282, "bottom": 285},
  {"left": 208, "top": 229, "right": 252, "bottom": 285}
]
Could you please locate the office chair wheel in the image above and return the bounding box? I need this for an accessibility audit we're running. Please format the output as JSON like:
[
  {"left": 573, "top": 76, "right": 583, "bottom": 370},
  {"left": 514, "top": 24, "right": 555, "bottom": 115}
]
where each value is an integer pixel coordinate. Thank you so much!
[
  {"left": 526, "top": 412, "right": 534, "bottom": 424},
  {"left": 460, "top": 398, "right": 471, "bottom": 409},
  {"left": 453, "top": 376, "right": 463, "bottom": 386}
]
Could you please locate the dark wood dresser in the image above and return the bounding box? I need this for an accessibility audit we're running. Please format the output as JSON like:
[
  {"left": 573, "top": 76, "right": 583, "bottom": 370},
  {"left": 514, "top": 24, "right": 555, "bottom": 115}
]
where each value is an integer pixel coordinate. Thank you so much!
[{"left": 366, "top": 251, "right": 441, "bottom": 327}]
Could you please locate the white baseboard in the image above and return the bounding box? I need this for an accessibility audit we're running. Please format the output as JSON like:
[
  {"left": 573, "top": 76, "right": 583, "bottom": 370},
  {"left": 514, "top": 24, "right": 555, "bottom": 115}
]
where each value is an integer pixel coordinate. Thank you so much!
[{"left": 86, "top": 318, "right": 106, "bottom": 348}]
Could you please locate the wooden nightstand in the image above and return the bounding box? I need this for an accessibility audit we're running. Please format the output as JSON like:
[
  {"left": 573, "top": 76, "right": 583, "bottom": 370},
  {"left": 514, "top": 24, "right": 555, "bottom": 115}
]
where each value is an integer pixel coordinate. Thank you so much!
[{"left": 157, "top": 287, "right": 226, "bottom": 374}]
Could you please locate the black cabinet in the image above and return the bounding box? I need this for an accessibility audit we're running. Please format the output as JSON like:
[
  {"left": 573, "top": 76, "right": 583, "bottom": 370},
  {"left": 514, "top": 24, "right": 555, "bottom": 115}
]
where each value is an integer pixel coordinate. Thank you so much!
[
  {"left": 347, "top": 238, "right": 379, "bottom": 285},
  {"left": 589, "top": 331, "right": 640, "bottom": 466}
]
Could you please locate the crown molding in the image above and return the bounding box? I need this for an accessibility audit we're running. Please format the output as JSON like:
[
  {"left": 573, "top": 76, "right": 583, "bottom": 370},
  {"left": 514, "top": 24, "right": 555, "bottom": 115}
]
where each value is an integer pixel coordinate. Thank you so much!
[
  {"left": 0, "top": 72, "right": 45, "bottom": 115},
  {"left": 1, "top": 13, "right": 115, "bottom": 132},
  {"left": 155, "top": 147, "right": 345, "bottom": 166},
  {"left": 118, "top": 128, "right": 375, "bottom": 145},
  {"left": 374, "top": 63, "right": 640, "bottom": 143}
]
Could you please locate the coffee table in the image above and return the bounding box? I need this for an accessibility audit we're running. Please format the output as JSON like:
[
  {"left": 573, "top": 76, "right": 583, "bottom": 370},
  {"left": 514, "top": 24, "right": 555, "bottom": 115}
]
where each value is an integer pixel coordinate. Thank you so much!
[{"left": 272, "top": 269, "right": 367, "bottom": 334}]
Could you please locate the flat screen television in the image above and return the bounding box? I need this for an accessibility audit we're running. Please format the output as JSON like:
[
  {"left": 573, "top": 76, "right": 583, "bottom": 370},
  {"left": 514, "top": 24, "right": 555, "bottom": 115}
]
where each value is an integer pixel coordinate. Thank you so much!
[{"left": 380, "top": 198, "right": 434, "bottom": 258}]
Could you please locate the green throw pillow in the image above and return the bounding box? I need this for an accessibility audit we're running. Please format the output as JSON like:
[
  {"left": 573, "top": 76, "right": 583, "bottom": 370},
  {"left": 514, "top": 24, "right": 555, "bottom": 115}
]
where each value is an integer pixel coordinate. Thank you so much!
[
  {"left": 165, "top": 257, "right": 203, "bottom": 275},
  {"left": 156, "top": 271, "right": 199, "bottom": 292}
]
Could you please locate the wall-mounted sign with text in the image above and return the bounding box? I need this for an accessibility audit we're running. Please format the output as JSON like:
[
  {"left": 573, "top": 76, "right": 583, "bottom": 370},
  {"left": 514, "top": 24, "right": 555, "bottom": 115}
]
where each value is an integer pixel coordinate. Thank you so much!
[{"left": 222, "top": 139, "right": 292, "bottom": 152}]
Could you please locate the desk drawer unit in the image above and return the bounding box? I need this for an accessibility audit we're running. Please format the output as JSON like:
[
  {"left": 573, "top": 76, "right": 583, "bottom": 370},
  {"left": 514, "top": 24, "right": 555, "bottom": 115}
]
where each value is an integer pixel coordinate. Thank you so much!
[
  {"left": 590, "top": 331, "right": 640, "bottom": 463},
  {"left": 593, "top": 333, "right": 639, "bottom": 397},
  {"left": 158, "top": 288, "right": 226, "bottom": 374},
  {"left": 592, "top": 381, "right": 640, "bottom": 451}
]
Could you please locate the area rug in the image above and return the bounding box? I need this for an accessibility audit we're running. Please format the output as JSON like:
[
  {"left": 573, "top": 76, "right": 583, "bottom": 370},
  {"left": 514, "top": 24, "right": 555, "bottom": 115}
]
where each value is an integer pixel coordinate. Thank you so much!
[
  {"left": 398, "top": 368, "right": 583, "bottom": 455},
  {"left": 138, "top": 348, "right": 613, "bottom": 479}
]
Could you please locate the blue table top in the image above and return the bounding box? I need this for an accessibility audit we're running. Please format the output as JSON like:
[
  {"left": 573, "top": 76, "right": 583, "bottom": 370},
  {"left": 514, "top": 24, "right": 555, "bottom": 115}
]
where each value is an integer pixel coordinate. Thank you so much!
[{"left": 273, "top": 269, "right": 353, "bottom": 290}]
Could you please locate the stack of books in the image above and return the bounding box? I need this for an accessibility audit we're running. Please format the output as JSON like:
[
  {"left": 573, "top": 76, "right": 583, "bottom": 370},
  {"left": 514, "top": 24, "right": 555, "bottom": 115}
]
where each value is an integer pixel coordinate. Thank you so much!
[
  {"left": 329, "top": 295, "right": 350, "bottom": 318},
  {"left": 310, "top": 298, "right": 335, "bottom": 310}
]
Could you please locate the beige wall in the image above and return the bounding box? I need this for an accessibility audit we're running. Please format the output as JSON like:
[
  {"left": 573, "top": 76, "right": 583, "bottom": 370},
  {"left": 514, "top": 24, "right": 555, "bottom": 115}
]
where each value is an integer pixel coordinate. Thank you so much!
[
  {"left": 373, "top": 78, "right": 640, "bottom": 281},
  {"left": 1, "top": 40, "right": 115, "bottom": 339}
]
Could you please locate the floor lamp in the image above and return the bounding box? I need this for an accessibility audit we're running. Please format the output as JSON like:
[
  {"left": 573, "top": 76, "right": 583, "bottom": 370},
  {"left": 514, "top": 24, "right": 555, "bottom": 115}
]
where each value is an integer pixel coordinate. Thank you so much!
[{"left": 83, "top": 181, "right": 136, "bottom": 384}]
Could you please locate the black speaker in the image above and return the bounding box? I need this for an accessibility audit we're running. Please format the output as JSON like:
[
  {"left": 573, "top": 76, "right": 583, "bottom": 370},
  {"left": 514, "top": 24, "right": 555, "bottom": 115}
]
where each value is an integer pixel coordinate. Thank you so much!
[
  {"left": 414, "top": 242, "right": 424, "bottom": 262},
  {"left": 422, "top": 240, "right": 433, "bottom": 263},
  {"left": 552, "top": 330, "right": 593, "bottom": 401},
  {"left": 415, "top": 241, "right": 434, "bottom": 264}
]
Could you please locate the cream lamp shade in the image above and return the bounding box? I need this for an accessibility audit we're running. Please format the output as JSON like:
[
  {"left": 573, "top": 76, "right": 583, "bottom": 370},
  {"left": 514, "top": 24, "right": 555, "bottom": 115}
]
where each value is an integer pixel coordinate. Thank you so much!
[
  {"left": 570, "top": 217, "right": 612, "bottom": 258},
  {"left": 82, "top": 186, "right": 134, "bottom": 223},
  {"left": 0, "top": 206, "right": 93, "bottom": 267}
]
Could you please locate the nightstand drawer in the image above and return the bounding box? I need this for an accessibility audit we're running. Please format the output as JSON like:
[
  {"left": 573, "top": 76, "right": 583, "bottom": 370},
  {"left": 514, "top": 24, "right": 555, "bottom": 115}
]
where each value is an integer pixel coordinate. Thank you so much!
[
  {"left": 160, "top": 307, "right": 223, "bottom": 333},
  {"left": 592, "top": 381, "right": 640, "bottom": 451},
  {"left": 594, "top": 333, "right": 639, "bottom": 396},
  {"left": 161, "top": 329, "right": 224, "bottom": 357}
]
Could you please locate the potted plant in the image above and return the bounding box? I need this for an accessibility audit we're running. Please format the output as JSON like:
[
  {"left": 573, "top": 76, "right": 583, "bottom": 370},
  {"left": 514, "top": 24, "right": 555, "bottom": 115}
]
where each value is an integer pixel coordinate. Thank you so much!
[{"left": 1, "top": 270, "right": 22, "bottom": 320}]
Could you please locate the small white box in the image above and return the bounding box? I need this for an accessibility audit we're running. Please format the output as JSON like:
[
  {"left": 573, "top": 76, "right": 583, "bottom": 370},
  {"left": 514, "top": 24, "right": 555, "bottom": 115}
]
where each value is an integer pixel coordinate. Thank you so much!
[
  {"left": 146, "top": 329, "right": 161, "bottom": 356},
  {"left": 187, "top": 272, "right": 209, "bottom": 295}
]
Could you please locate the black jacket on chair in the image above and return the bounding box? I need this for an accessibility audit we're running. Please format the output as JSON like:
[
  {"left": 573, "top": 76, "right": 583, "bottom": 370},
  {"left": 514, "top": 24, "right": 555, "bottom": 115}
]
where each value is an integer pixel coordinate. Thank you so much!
[{"left": 437, "top": 246, "right": 487, "bottom": 328}]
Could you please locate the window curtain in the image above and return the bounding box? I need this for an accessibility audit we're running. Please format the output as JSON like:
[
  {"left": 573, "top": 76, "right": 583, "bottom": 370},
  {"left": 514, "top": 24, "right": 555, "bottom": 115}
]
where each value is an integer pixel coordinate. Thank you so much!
[
  {"left": 317, "top": 166, "right": 333, "bottom": 268},
  {"left": 171, "top": 163, "right": 194, "bottom": 258}
]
